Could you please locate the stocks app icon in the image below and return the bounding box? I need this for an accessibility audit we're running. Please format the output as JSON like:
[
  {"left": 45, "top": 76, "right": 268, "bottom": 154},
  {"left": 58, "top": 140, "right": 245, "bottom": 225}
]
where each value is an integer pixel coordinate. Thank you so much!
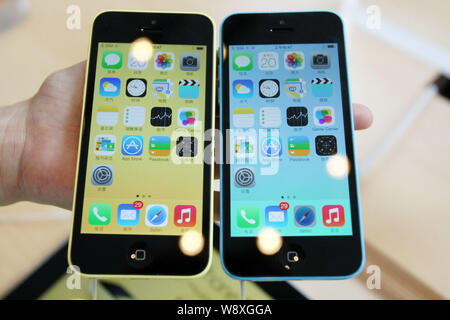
[
  {"left": 151, "top": 107, "right": 172, "bottom": 127},
  {"left": 287, "top": 106, "right": 308, "bottom": 127}
]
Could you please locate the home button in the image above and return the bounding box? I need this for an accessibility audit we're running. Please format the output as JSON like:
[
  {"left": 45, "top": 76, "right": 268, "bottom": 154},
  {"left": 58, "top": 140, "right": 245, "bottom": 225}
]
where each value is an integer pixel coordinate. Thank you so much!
[{"left": 127, "top": 243, "right": 151, "bottom": 269}]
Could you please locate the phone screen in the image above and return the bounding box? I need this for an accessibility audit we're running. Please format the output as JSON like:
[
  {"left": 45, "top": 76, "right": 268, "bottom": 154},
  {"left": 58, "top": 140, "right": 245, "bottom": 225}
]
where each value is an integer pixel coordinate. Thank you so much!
[
  {"left": 228, "top": 43, "right": 353, "bottom": 237},
  {"left": 81, "top": 42, "right": 207, "bottom": 236}
]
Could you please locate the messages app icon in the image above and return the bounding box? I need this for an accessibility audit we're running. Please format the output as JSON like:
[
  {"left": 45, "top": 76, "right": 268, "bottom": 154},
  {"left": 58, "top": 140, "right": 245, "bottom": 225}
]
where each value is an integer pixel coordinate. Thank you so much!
[
  {"left": 102, "top": 51, "right": 122, "bottom": 69},
  {"left": 232, "top": 53, "right": 253, "bottom": 71},
  {"left": 233, "top": 80, "right": 253, "bottom": 99}
]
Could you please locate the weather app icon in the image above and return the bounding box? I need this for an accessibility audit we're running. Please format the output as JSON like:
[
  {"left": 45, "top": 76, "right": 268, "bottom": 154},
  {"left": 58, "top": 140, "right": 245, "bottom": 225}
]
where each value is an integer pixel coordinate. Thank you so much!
[
  {"left": 99, "top": 77, "right": 121, "bottom": 97},
  {"left": 121, "top": 135, "right": 143, "bottom": 156},
  {"left": 232, "top": 80, "right": 253, "bottom": 99}
]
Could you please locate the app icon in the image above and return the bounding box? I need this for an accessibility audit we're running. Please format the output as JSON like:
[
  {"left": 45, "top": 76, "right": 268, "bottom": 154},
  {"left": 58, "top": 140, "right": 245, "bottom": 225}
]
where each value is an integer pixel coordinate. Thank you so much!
[
  {"left": 314, "top": 107, "right": 335, "bottom": 126},
  {"left": 150, "top": 107, "right": 172, "bottom": 127},
  {"left": 311, "top": 52, "right": 330, "bottom": 69},
  {"left": 233, "top": 107, "right": 255, "bottom": 128},
  {"left": 232, "top": 80, "right": 253, "bottom": 99},
  {"left": 258, "top": 52, "right": 278, "bottom": 71},
  {"left": 102, "top": 51, "right": 122, "bottom": 69},
  {"left": 124, "top": 106, "right": 146, "bottom": 127},
  {"left": 91, "top": 165, "right": 113, "bottom": 186},
  {"left": 178, "top": 108, "right": 198, "bottom": 127},
  {"left": 88, "top": 203, "right": 111, "bottom": 225},
  {"left": 176, "top": 137, "right": 198, "bottom": 157},
  {"left": 128, "top": 51, "right": 148, "bottom": 70},
  {"left": 121, "top": 135, "right": 144, "bottom": 156},
  {"left": 315, "top": 135, "right": 337, "bottom": 156},
  {"left": 99, "top": 78, "right": 121, "bottom": 97},
  {"left": 234, "top": 167, "right": 255, "bottom": 188},
  {"left": 174, "top": 205, "right": 196, "bottom": 227},
  {"left": 285, "top": 78, "right": 307, "bottom": 98},
  {"left": 260, "top": 136, "right": 282, "bottom": 157},
  {"left": 145, "top": 204, "right": 169, "bottom": 227},
  {"left": 288, "top": 136, "right": 310, "bottom": 156},
  {"left": 294, "top": 206, "right": 316, "bottom": 227},
  {"left": 117, "top": 204, "right": 140, "bottom": 226},
  {"left": 232, "top": 52, "right": 253, "bottom": 71},
  {"left": 94, "top": 135, "right": 116, "bottom": 155},
  {"left": 126, "top": 78, "right": 147, "bottom": 97},
  {"left": 180, "top": 53, "right": 200, "bottom": 71},
  {"left": 152, "top": 79, "right": 174, "bottom": 99},
  {"left": 287, "top": 106, "right": 308, "bottom": 127},
  {"left": 234, "top": 136, "right": 256, "bottom": 159},
  {"left": 178, "top": 80, "right": 200, "bottom": 99},
  {"left": 284, "top": 51, "right": 305, "bottom": 70},
  {"left": 265, "top": 206, "right": 288, "bottom": 228},
  {"left": 260, "top": 107, "right": 281, "bottom": 127},
  {"left": 322, "top": 205, "right": 345, "bottom": 227},
  {"left": 237, "top": 206, "right": 259, "bottom": 228},
  {"left": 259, "top": 79, "right": 280, "bottom": 98},
  {"left": 96, "top": 106, "right": 118, "bottom": 126},
  {"left": 149, "top": 136, "right": 171, "bottom": 156},
  {"left": 312, "top": 78, "right": 333, "bottom": 97},
  {"left": 154, "top": 52, "right": 174, "bottom": 70}
]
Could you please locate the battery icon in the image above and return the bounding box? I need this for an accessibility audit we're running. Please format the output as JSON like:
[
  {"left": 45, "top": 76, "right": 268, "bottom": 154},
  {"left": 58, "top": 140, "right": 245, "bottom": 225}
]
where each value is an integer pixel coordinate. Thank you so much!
[
  {"left": 196, "top": 47, "right": 204, "bottom": 50},
  {"left": 328, "top": 45, "right": 335, "bottom": 48}
]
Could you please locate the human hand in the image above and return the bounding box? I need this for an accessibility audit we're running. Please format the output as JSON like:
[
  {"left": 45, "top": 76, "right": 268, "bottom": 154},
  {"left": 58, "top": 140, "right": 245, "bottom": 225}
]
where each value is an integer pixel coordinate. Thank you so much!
[{"left": 0, "top": 61, "right": 373, "bottom": 210}]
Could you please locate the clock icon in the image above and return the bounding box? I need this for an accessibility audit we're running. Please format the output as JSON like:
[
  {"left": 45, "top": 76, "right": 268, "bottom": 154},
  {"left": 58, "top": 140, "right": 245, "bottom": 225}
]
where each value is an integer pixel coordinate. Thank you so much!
[
  {"left": 126, "top": 78, "right": 147, "bottom": 97},
  {"left": 259, "top": 79, "right": 280, "bottom": 98}
]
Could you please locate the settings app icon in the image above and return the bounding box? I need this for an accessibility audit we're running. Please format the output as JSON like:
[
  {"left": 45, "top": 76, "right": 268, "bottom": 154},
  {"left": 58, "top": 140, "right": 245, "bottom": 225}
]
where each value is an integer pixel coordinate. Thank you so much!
[
  {"left": 92, "top": 165, "right": 114, "bottom": 186},
  {"left": 234, "top": 167, "right": 255, "bottom": 188}
]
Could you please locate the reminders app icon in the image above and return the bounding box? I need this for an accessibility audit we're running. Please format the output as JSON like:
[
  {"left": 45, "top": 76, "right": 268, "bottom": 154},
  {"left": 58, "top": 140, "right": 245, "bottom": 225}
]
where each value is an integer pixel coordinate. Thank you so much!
[{"left": 233, "top": 80, "right": 253, "bottom": 99}]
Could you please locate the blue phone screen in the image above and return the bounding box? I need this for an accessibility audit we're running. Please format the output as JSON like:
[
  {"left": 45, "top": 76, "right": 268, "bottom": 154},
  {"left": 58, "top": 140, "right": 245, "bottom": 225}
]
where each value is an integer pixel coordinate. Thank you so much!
[{"left": 229, "top": 43, "right": 353, "bottom": 237}]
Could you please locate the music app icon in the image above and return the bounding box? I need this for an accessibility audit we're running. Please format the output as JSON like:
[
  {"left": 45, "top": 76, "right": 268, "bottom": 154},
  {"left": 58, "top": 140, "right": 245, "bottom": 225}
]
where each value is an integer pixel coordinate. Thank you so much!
[
  {"left": 322, "top": 205, "right": 345, "bottom": 227},
  {"left": 174, "top": 205, "right": 196, "bottom": 227}
]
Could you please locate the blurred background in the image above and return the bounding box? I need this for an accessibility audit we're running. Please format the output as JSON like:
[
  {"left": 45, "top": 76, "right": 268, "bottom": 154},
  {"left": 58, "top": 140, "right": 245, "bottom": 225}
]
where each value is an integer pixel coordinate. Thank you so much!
[{"left": 0, "top": 0, "right": 449, "bottom": 299}]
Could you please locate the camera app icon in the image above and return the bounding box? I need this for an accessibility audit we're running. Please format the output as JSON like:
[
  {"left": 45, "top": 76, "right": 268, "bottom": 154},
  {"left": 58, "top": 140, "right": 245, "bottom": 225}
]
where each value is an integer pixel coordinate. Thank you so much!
[
  {"left": 311, "top": 51, "right": 331, "bottom": 69},
  {"left": 180, "top": 53, "right": 200, "bottom": 71}
]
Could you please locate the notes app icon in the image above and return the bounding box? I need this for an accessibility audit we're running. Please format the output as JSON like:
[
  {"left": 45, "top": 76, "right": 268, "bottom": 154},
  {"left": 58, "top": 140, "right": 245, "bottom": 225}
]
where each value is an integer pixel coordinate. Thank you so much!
[
  {"left": 174, "top": 205, "right": 196, "bottom": 227},
  {"left": 97, "top": 107, "right": 119, "bottom": 126},
  {"left": 322, "top": 205, "right": 345, "bottom": 227},
  {"left": 233, "top": 108, "right": 254, "bottom": 128}
]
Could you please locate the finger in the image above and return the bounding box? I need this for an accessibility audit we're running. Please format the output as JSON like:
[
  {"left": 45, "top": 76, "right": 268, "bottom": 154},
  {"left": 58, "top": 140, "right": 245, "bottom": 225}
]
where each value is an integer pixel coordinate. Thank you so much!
[{"left": 353, "top": 103, "right": 373, "bottom": 130}]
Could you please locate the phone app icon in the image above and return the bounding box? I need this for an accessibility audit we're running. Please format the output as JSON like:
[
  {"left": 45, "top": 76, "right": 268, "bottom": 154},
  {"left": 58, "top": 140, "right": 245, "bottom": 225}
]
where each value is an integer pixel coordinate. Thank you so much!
[
  {"left": 258, "top": 52, "right": 278, "bottom": 71},
  {"left": 178, "top": 108, "right": 198, "bottom": 127},
  {"left": 124, "top": 106, "right": 146, "bottom": 127},
  {"left": 312, "top": 78, "right": 333, "bottom": 97},
  {"left": 314, "top": 107, "right": 335, "bottom": 126},
  {"left": 121, "top": 135, "right": 144, "bottom": 156},
  {"left": 94, "top": 135, "right": 116, "bottom": 155},
  {"left": 259, "top": 79, "right": 280, "bottom": 98},
  {"left": 102, "top": 51, "right": 122, "bottom": 69},
  {"left": 89, "top": 203, "right": 111, "bottom": 225},
  {"left": 232, "top": 52, "right": 253, "bottom": 71},
  {"left": 233, "top": 107, "right": 255, "bottom": 128},
  {"left": 322, "top": 205, "right": 345, "bottom": 227},
  {"left": 99, "top": 78, "right": 121, "bottom": 97},
  {"left": 176, "top": 137, "right": 197, "bottom": 157},
  {"left": 96, "top": 107, "right": 119, "bottom": 126},
  {"left": 260, "top": 107, "right": 281, "bottom": 128},
  {"left": 287, "top": 106, "right": 308, "bottom": 127},
  {"left": 126, "top": 78, "right": 147, "bottom": 97},
  {"left": 154, "top": 52, "right": 174, "bottom": 70},
  {"left": 237, "top": 206, "right": 259, "bottom": 228},
  {"left": 285, "top": 78, "right": 307, "bottom": 98},
  {"left": 265, "top": 206, "right": 288, "bottom": 228},
  {"left": 178, "top": 80, "right": 200, "bottom": 99},
  {"left": 145, "top": 204, "right": 169, "bottom": 227},
  {"left": 117, "top": 204, "right": 140, "bottom": 226},
  {"left": 311, "top": 52, "right": 330, "bottom": 69},
  {"left": 288, "top": 136, "right": 310, "bottom": 156},
  {"left": 315, "top": 135, "right": 337, "bottom": 156},
  {"left": 180, "top": 53, "right": 200, "bottom": 71},
  {"left": 234, "top": 167, "right": 255, "bottom": 188},
  {"left": 91, "top": 165, "right": 113, "bottom": 186},
  {"left": 232, "top": 80, "right": 253, "bottom": 99},
  {"left": 234, "top": 136, "right": 256, "bottom": 159},
  {"left": 174, "top": 205, "right": 196, "bottom": 227},
  {"left": 284, "top": 51, "right": 305, "bottom": 70},
  {"left": 294, "top": 206, "right": 316, "bottom": 227},
  {"left": 261, "top": 136, "right": 282, "bottom": 157},
  {"left": 149, "top": 136, "right": 171, "bottom": 156},
  {"left": 150, "top": 107, "right": 172, "bottom": 127},
  {"left": 152, "top": 79, "right": 173, "bottom": 99},
  {"left": 128, "top": 51, "right": 148, "bottom": 70}
]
